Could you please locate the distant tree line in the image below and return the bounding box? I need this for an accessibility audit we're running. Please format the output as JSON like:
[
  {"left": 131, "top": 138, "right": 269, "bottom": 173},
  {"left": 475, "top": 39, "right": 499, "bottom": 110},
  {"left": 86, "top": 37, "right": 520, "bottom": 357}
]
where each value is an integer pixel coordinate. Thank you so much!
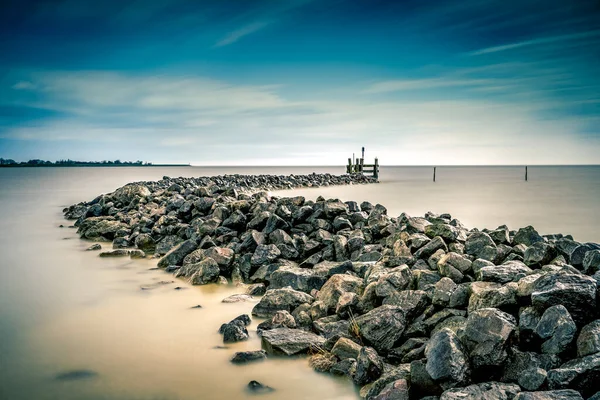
[{"left": 0, "top": 158, "right": 153, "bottom": 167}]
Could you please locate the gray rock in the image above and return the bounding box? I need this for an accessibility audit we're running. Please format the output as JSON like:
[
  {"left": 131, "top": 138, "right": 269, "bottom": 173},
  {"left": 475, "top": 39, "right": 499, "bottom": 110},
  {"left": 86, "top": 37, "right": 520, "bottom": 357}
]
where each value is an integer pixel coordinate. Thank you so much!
[
  {"left": 221, "top": 322, "right": 249, "bottom": 343},
  {"left": 222, "top": 294, "right": 254, "bottom": 303},
  {"left": 583, "top": 250, "right": 600, "bottom": 274},
  {"left": 251, "top": 287, "right": 314, "bottom": 318},
  {"left": 247, "top": 380, "right": 274, "bottom": 394},
  {"left": 410, "top": 359, "right": 443, "bottom": 397},
  {"left": 330, "top": 358, "right": 357, "bottom": 377},
  {"left": 525, "top": 242, "right": 558, "bottom": 267},
  {"left": 425, "top": 328, "right": 470, "bottom": 388},
  {"left": 514, "top": 226, "right": 544, "bottom": 247},
  {"left": 331, "top": 337, "right": 362, "bottom": 360},
  {"left": 440, "top": 382, "right": 521, "bottom": 400},
  {"left": 518, "top": 367, "right": 547, "bottom": 391},
  {"left": 577, "top": 320, "right": 600, "bottom": 357},
  {"left": 425, "top": 224, "right": 459, "bottom": 242},
  {"left": 370, "top": 378, "right": 409, "bottom": 400},
  {"left": 261, "top": 327, "right": 325, "bottom": 355},
  {"left": 354, "top": 305, "right": 406, "bottom": 353},
  {"left": 269, "top": 266, "right": 327, "bottom": 293},
  {"left": 461, "top": 308, "right": 517, "bottom": 369},
  {"left": 99, "top": 249, "right": 129, "bottom": 257},
  {"left": 531, "top": 271, "right": 597, "bottom": 324},
  {"left": 468, "top": 282, "right": 518, "bottom": 313},
  {"left": 353, "top": 346, "right": 384, "bottom": 385},
  {"left": 535, "top": 305, "right": 577, "bottom": 355},
  {"left": 477, "top": 260, "right": 533, "bottom": 283},
  {"left": 189, "top": 258, "right": 220, "bottom": 285},
  {"left": 251, "top": 244, "right": 281, "bottom": 266},
  {"left": 415, "top": 236, "right": 448, "bottom": 260},
  {"left": 383, "top": 290, "right": 429, "bottom": 320},
  {"left": 86, "top": 243, "right": 102, "bottom": 251},
  {"left": 246, "top": 283, "right": 266, "bottom": 296},
  {"left": 501, "top": 348, "right": 561, "bottom": 384},
  {"left": 231, "top": 350, "right": 267, "bottom": 364},
  {"left": 547, "top": 352, "right": 600, "bottom": 397},
  {"left": 514, "top": 391, "right": 583, "bottom": 400},
  {"left": 465, "top": 232, "right": 496, "bottom": 259},
  {"left": 157, "top": 239, "right": 197, "bottom": 268},
  {"left": 432, "top": 278, "right": 458, "bottom": 307},
  {"left": 134, "top": 233, "right": 156, "bottom": 253},
  {"left": 316, "top": 274, "right": 364, "bottom": 311},
  {"left": 570, "top": 243, "right": 600, "bottom": 269}
]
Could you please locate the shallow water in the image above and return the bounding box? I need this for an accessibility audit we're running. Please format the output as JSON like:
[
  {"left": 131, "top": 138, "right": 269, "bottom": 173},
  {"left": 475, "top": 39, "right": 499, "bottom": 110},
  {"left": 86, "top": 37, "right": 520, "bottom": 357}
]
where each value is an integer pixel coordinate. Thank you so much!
[{"left": 0, "top": 165, "right": 599, "bottom": 400}]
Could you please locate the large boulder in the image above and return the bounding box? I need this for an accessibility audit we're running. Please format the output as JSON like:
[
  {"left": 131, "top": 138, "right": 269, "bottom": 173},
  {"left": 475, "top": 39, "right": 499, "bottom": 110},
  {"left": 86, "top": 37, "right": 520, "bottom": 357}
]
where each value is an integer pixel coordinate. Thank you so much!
[
  {"left": 476, "top": 261, "right": 533, "bottom": 283},
  {"left": 583, "top": 250, "right": 600, "bottom": 274},
  {"left": 331, "top": 337, "right": 362, "bottom": 360},
  {"left": 514, "top": 391, "right": 583, "bottom": 400},
  {"left": 157, "top": 239, "right": 198, "bottom": 267},
  {"left": 534, "top": 305, "right": 577, "bottom": 355},
  {"left": 251, "top": 288, "right": 314, "bottom": 318},
  {"left": 468, "top": 282, "right": 518, "bottom": 313},
  {"left": 316, "top": 274, "right": 364, "bottom": 311},
  {"left": 354, "top": 305, "right": 406, "bottom": 353},
  {"left": 414, "top": 236, "right": 448, "bottom": 260},
  {"left": 425, "top": 328, "right": 470, "bottom": 389},
  {"left": 524, "top": 242, "right": 558, "bottom": 268},
  {"left": 353, "top": 346, "right": 384, "bottom": 386},
  {"left": 189, "top": 258, "right": 220, "bottom": 285},
  {"left": 461, "top": 308, "right": 517, "bottom": 370},
  {"left": 440, "top": 382, "right": 520, "bottom": 400},
  {"left": 111, "top": 183, "right": 150, "bottom": 205},
  {"left": 425, "top": 224, "right": 459, "bottom": 242},
  {"left": 577, "top": 320, "right": 600, "bottom": 357},
  {"left": 465, "top": 232, "right": 496, "bottom": 259},
  {"left": 251, "top": 244, "right": 281, "bottom": 266},
  {"left": 268, "top": 266, "right": 327, "bottom": 293},
  {"left": 261, "top": 328, "right": 325, "bottom": 355},
  {"left": 531, "top": 272, "right": 597, "bottom": 324},
  {"left": 547, "top": 352, "right": 600, "bottom": 397},
  {"left": 514, "top": 226, "right": 544, "bottom": 246}
]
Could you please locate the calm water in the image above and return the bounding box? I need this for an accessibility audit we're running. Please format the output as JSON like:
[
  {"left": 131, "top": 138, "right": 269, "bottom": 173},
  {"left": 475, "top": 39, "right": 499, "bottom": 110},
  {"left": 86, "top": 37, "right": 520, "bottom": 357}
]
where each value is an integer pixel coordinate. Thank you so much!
[{"left": 0, "top": 165, "right": 599, "bottom": 400}]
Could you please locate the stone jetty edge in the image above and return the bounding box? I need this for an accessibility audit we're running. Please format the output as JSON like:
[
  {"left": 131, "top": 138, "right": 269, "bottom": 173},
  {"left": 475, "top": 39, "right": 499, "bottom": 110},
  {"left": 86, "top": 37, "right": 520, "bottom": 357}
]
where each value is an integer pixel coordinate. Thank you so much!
[{"left": 63, "top": 173, "right": 600, "bottom": 400}]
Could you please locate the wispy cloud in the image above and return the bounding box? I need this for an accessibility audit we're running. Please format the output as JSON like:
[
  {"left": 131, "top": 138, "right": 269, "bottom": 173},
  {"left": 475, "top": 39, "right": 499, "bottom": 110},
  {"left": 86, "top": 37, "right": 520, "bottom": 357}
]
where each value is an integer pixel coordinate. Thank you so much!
[
  {"left": 468, "top": 29, "right": 600, "bottom": 55},
  {"left": 213, "top": 21, "right": 270, "bottom": 47},
  {"left": 2, "top": 70, "right": 598, "bottom": 165},
  {"left": 12, "top": 81, "right": 36, "bottom": 90}
]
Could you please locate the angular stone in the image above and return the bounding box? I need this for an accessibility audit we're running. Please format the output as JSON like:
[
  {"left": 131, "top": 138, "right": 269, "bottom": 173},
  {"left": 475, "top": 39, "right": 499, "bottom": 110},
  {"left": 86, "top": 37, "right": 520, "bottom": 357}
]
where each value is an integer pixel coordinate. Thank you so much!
[
  {"left": 514, "top": 391, "right": 583, "bottom": 400},
  {"left": 477, "top": 260, "right": 533, "bottom": 283},
  {"left": 461, "top": 308, "right": 517, "bottom": 369},
  {"left": 547, "top": 353, "right": 600, "bottom": 397},
  {"left": 230, "top": 350, "right": 267, "bottom": 364},
  {"left": 316, "top": 274, "right": 364, "bottom": 311},
  {"left": 519, "top": 367, "right": 547, "bottom": 391},
  {"left": 535, "top": 305, "right": 577, "bottom": 355},
  {"left": 353, "top": 346, "right": 384, "bottom": 386},
  {"left": 577, "top": 320, "right": 600, "bottom": 357},
  {"left": 251, "top": 288, "right": 314, "bottom": 318},
  {"left": 525, "top": 242, "right": 558, "bottom": 267},
  {"left": 425, "top": 328, "right": 470, "bottom": 388},
  {"left": 261, "top": 327, "right": 326, "bottom": 356},
  {"left": 514, "top": 226, "right": 544, "bottom": 247},
  {"left": 468, "top": 282, "right": 518, "bottom": 313},
  {"left": 331, "top": 337, "right": 362, "bottom": 360},
  {"left": 354, "top": 305, "right": 407, "bottom": 353},
  {"left": 440, "top": 382, "right": 520, "bottom": 400},
  {"left": 157, "top": 239, "right": 197, "bottom": 267},
  {"left": 531, "top": 271, "right": 597, "bottom": 324}
]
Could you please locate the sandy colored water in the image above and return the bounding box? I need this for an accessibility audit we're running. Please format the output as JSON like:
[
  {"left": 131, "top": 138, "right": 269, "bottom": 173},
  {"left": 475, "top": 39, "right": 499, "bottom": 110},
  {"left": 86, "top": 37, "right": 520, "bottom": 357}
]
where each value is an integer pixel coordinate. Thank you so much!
[{"left": 1, "top": 165, "right": 599, "bottom": 400}]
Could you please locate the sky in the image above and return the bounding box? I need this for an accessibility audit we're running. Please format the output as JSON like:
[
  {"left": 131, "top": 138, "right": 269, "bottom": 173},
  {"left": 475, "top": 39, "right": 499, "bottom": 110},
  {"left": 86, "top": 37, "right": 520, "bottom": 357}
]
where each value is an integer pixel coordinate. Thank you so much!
[{"left": 0, "top": 0, "right": 599, "bottom": 165}]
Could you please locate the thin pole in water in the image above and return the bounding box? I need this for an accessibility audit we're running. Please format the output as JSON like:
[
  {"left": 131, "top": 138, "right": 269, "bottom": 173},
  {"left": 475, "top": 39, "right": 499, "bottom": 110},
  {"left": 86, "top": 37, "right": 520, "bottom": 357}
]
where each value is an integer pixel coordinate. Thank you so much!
[
  {"left": 525, "top": 166, "right": 528, "bottom": 181},
  {"left": 433, "top": 166, "right": 436, "bottom": 182}
]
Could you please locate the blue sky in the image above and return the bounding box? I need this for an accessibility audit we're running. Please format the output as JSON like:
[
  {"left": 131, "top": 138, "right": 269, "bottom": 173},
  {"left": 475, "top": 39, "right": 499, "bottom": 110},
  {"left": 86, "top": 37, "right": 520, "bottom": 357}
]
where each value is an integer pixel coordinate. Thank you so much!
[{"left": 0, "top": 0, "right": 599, "bottom": 165}]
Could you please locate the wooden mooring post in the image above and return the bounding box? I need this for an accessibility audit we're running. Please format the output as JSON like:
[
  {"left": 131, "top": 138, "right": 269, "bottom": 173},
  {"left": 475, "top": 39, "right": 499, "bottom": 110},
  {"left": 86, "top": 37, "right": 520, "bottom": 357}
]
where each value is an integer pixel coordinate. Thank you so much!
[
  {"left": 346, "top": 148, "right": 379, "bottom": 179},
  {"left": 525, "top": 166, "right": 528, "bottom": 181},
  {"left": 433, "top": 166, "right": 436, "bottom": 182}
]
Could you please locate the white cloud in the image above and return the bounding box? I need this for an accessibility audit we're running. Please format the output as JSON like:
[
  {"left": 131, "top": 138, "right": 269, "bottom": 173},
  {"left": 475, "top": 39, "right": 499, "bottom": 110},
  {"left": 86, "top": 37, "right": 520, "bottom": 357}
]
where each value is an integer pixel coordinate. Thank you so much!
[
  {"left": 3, "top": 70, "right": 598, "bottom": 165},
  {"left": 213, "top": 21, "right": 270, "bottom": 47},
  {"left": 12, "top": 81, "right": 36, "bottom": 90},
  {"left": 468, "top": 29, "right": 600, "bottom": 55}
]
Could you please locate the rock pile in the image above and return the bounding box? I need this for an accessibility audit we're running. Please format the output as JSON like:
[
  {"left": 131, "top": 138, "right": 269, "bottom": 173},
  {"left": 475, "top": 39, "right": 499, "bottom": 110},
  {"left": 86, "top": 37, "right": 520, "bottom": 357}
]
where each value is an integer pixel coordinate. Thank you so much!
[{"left": 64, "top": 174, "right": 600, "bottom": 400}]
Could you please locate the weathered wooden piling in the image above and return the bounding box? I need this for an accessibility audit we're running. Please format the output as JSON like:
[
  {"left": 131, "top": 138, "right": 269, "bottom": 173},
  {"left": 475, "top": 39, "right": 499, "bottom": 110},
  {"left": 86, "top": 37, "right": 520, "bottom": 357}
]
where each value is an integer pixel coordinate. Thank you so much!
[
  {"left": 525, "top": 166, "right": 528, "bottom": 181},
  {"left": 346, "top": 148, "right": 379, "bottom": 179},
  {"left": 433, "top": 166, "right": 436, "bottom": 182}
]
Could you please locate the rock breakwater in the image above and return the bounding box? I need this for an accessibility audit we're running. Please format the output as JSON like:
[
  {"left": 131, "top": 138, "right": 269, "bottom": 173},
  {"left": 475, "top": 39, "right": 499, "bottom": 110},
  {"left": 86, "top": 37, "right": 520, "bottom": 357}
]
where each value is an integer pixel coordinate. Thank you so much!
[{"left": 64, "top": 173, "right": 600, "bottom": 399}]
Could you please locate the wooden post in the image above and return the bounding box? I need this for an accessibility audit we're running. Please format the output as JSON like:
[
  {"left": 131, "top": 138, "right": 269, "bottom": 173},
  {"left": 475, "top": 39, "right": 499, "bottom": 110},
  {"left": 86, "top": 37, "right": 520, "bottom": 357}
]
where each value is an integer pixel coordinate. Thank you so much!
[
  {"left": 433, "top": 166, "right": 436, "bottom": 182},
  {"left": 374, "top": 158, "right": 379, "bottom": 179},
  {"left": 347, "top": 158, "right": 352, "bottom": 174},
  {"left": 360, "top": 158, "right": 364, "bottom": 173},
  {"left": 525, "top": 166, "right": 528, "bottom": 181},
  {"left": 362, "top": 147, "right": 365, "bottom": 160}
]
